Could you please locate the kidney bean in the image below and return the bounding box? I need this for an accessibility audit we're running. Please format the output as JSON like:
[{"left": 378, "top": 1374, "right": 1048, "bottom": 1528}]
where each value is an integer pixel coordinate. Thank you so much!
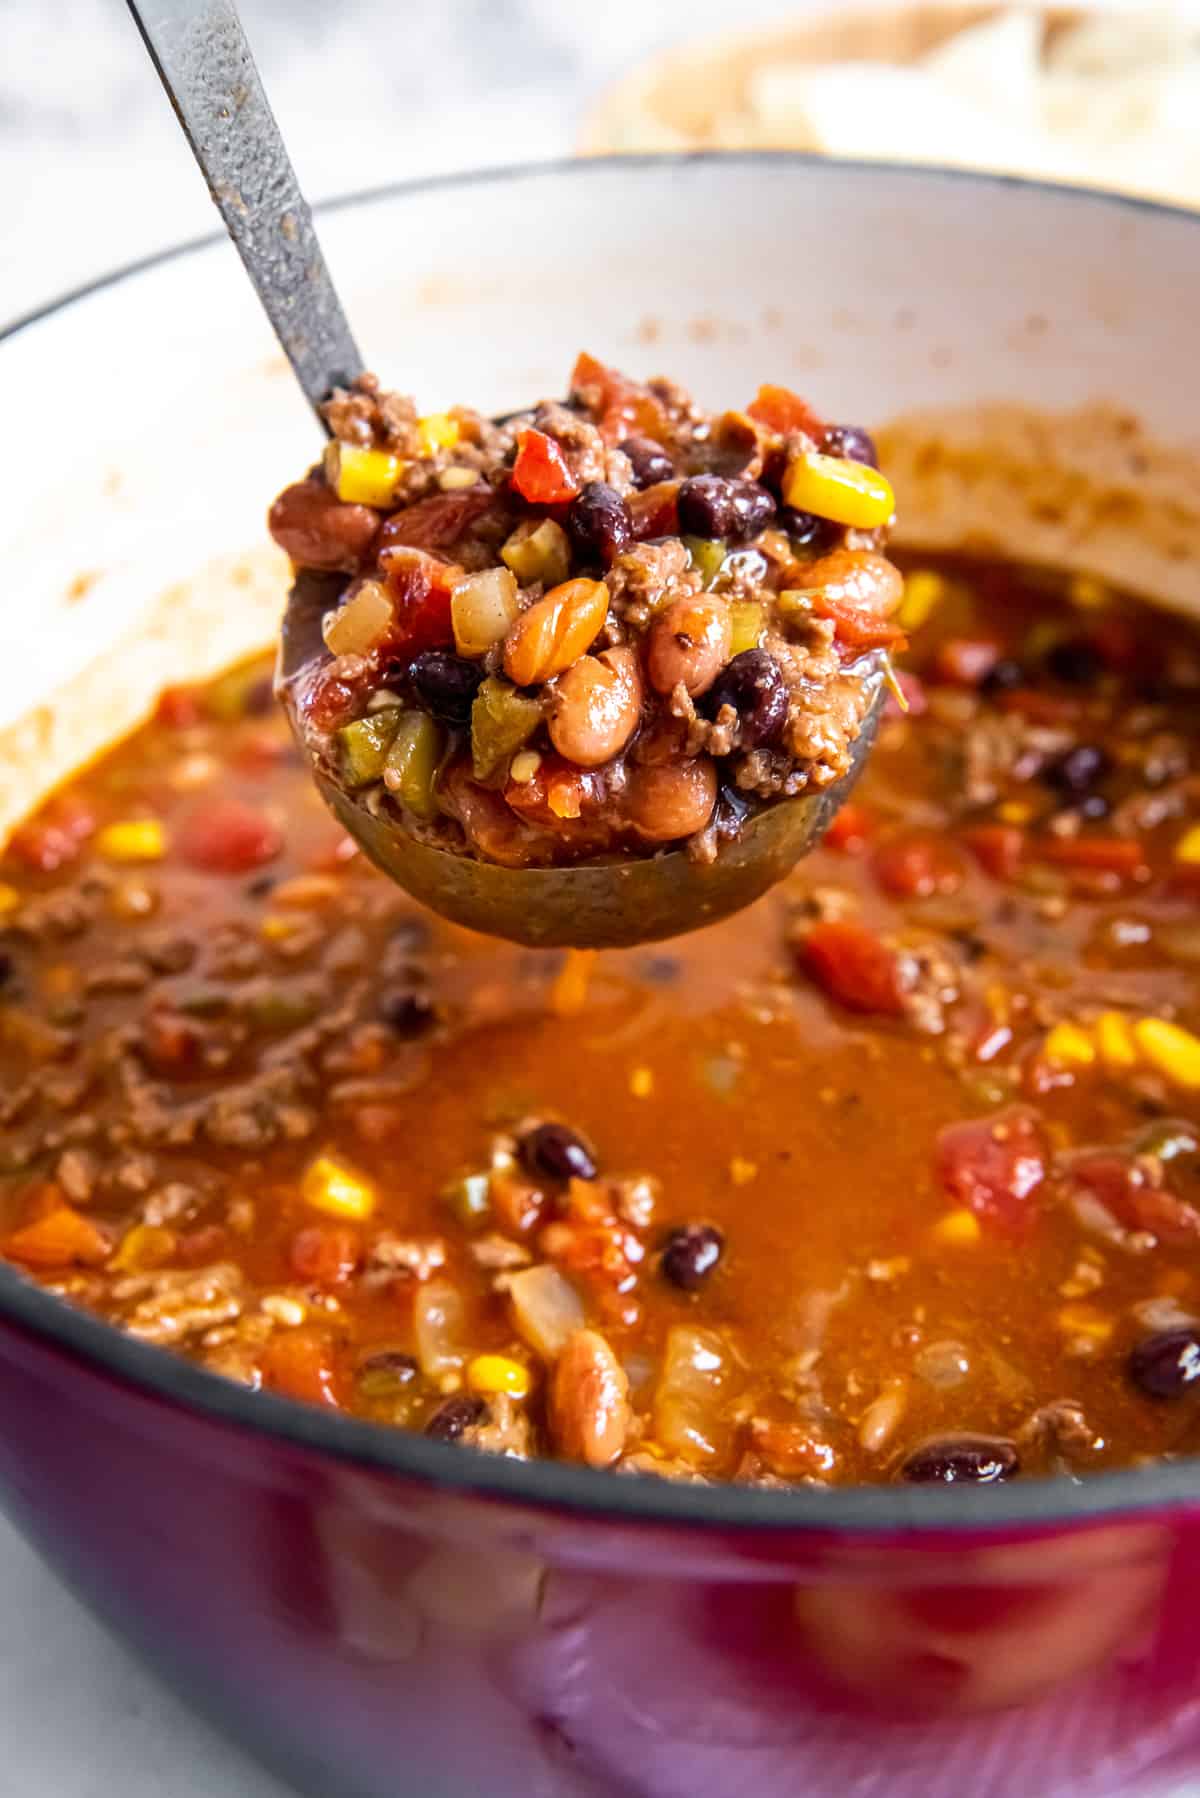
[
  {"left": 268, "top": 479, "right": 379, "bottom": 572},
  {"left": 379, "top": 986, "right": 436, "bottom": 1037},
  {"left": 1129, "top": 1326, "right": 1200, "bottom": 1398},
  {"left": 821, "top": 423, "right": 878, "bottom": 467},
  {"left": 408, "top": 650, "right": 483, "bottom": 724},
  {"left": 522, "top": 1121, "right": 597, "bottom": 1182},
  {"left": 677, "top": 474, "right": 775, "bottom": 544},
  {"left": 661, "top": 1223, "right": 724, "bottom": 1290},
  {"left": 706, "top": 649, "right": 788, "bottom": 747},
  {"left": 621, "top": 435, "right": 676, "bottom": 489},
  {"left": 626, "top": 756, "right": 718, "bottom": 842},
  {"left": 551, "top": 1328, "right": 631, "bottom": 1468},
  {"left": 900, "top": 1434, "right": 1020, "bottom": 1483},
  {"left": 549, "top": 647, "right": 642, "bottom": 767},
  {"left": 567, "top": 483, "right": 634, "bottom": 566},
  {"left": 646, "top": 595, "right": 732, "bottom": 698}
]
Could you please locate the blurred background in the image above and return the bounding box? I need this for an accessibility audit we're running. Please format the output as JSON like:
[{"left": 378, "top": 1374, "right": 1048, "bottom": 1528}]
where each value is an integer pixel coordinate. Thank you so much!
[{"left": 4, "top": 0, "right": 1199, "bottom": 327}]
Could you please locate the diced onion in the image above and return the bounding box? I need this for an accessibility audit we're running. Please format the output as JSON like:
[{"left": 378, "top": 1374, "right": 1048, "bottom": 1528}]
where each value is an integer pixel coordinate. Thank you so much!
[
  {"left": 414, "top": 1279, "right": 467, "bottom": 1377},
  {"left": 653, "top": 1326, "right": 738, "bottom": 1467},
  {"left": 452, "top": 568, "right": 521, "bottom": 658},
  {"left": 508, "top": 1264, "right": 584, "bottom": 1361},
  {"left": 323, "top": 581, "right": 394, "bottom": 658}
]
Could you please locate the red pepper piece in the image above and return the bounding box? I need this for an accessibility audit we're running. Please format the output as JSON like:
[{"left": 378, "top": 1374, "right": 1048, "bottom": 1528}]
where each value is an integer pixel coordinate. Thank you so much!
[
  {"left": 824, "top": 801, "right": 873, "bottom": 854},
  {"left": 799, "top": 919, "right": 906, "bottom": 1015},
  {"left": 936, "top": 1108, "right": 1046, "bottom": 1233},
  {"left": 873, "top": 832, "right": 963, "bottom": 899},
  {"left": 818, "top": 598, "right": 908, "bottom": 652},
  {"left": 510, "top": 429, "right": 580, "bottom": 505},
  {"left": 379, "top": 549, "right": 459, "bottom": 659},
  {"left": 570, "top": 352, "right": 668, "bottom": 443},
  {"left": 1069, "top": 1152, "right": 1200, "bottom": 1244},
  {"left": 156, "top": 685, "right": 206, "bottom": 730},
  {"left": 263, "top": 1326, "right": 342, "bottom": 1408},
  {"left": 962, "top": 823, "right": 1025, "bottom": 881},
  {"left": 1037, "top": 835, "right": 1147, "bottom": 877},
  {"left": 746, "top": 382, "right": 826, "bottom": 439},
  {"left": 8, "top": 795, "right": 96, "bottom": 874},
  {"left": 178, "top": 799, "right": 283, "bottom": 874}
]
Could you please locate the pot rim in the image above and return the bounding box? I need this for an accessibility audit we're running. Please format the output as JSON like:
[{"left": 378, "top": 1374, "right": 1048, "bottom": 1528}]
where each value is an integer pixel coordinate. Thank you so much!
[{"left": 5, "top": 149, "right": 1200, "bottom": 1536}]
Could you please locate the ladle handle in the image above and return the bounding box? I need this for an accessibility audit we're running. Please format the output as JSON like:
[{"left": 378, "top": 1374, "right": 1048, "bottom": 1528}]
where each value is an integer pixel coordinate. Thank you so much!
[{"left": 125, "top": 0, "right": 364, "bottom": 422}]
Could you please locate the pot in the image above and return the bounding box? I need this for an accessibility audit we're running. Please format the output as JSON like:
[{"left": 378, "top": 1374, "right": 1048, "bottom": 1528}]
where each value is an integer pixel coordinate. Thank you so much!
[{"left": 1, "top": 155, "right": 1199, "bottom": 1798}]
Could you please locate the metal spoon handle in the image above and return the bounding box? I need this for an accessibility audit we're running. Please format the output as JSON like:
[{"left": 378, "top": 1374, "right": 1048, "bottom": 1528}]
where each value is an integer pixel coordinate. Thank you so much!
[{"left": 125, "top": 0, "right": 363, "bottom": 421}]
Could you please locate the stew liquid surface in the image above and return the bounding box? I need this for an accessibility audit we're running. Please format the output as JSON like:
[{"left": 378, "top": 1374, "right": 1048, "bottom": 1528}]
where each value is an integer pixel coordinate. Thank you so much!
[{"left": 4, "top": 552, "right": 1200, "bottom": 1487}]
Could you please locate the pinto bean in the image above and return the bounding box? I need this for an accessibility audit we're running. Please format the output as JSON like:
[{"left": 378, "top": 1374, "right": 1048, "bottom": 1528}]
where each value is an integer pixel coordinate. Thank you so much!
[
  {"left": 551, "top": 1328, "right": 630, "bottom": 1468},
  {"left": 626, "top": 756, "right": 718, "bottom": 842},
  {"left": 789, "top": 549, "right": 903, "bottom": 619},
  {"left": 645, "top": 596, "right": 732, "bottom": 698},
  {"left": 267, "top": 479, "right": 380, "bottom": 572},
  {"left": 549, "top": 647, "right": 642, "bottom": 767}
]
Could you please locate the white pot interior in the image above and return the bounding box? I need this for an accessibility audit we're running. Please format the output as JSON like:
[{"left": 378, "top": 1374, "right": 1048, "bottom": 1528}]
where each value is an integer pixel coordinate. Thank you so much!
[{"left": 2, "top": 157, "right": 1198, "bottom": 835}]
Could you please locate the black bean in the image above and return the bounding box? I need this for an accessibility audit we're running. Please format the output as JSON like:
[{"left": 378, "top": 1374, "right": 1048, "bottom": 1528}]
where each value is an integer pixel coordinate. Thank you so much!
[
  {"left": 359, "top": 1350, "right": 419, "bottom": 1382},
  {"left": 1043, "top": 743, "right": 1111, "bottom": 795},
  {"left": 425, "top": 1394, "right": 488, "bottom": 1441},
  {"left": 661, "top": 1223, "right": 725, "bottom": 1291},
  {"left": 621, "top": 435, "right": 675, "bottom": 489},
  {"left": 678, "top": 475, "right": 776, "bottom": 545},
  {"left": 0, "top": 950, "right": 16, "bottom": 989},
  {"left": 900, "top": 1434, "right": 1020, "bottom": 1484},
  {"left": 1077, "top": 792, "right": 1111, "bottom": 821},
  {"left": 409, "top": 650, "right": 483, "bottom": 725},
  {"left": 1045, "top": 639, "right": 1104, "bottom": 686},
  {"left": 380, "top": 986, "right": 436, "bottom": 1037},
  {"left": 706, "top": 649, "right": 789, "bottom": 748},
  {"left": 821, "top": 423, "right": 878, "bottom": 468},
  {"left": 777, "top": 508, "right": 838, "bottom": 555},
  {"left": 566, "top": 481, "right": 634, "bottom": 567},
  {"left": 1129, "top": 1327, "right": 1200, "bottom": 1399},
  {"left": 521, "top": 1121, "right": 597, "bottom": 1183},
  {"left": 980, "top": 658, "right": 1026, "bottom": 696}
]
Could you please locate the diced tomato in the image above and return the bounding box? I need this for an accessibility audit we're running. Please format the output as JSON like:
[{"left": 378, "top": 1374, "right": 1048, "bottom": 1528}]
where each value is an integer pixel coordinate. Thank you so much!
[
  {"left": 290, "top": 1223, "right": 361, "bottom": 1286},
  {"left": 299, "top": 664, "right": 359, "bottom": 735},
  {"left": 5, "top": 1205, "right": 110, "bottom": 1268},
  {"left": 378, "top": 548, "right": 458, "bottom": 659},
  {"left": 1069, "top": 1152, "right": 1200, "bottom": 1244},
  {"left": 570, "top": 352, "right": 668, "bottom": 445},
  {"left": 178, "top": 799, "right": 283, "bottom": 874},
  {"left": 931, "top": 638, "right": 1001, "bottom": 687},
  {"left": 818, "top": 598, "right": 908, "bottom": 652},
  {"left": 1036, "top": 835, "right": 1147, "bottom": 878},
  {"left": 628, "top": 480, "right": 680, "bottom": 541},
  {"left": 799, "top": 920, "right": 906, "bottom": 1016},
  {"left": 156, "top": 685, "right": 205, "bottom": 729},
  {"left": 824, "top": 802, "right": 873, "bottom": 854},
  {"left": 263, "top": 1326, "right": 342, "bottom": 1408},
  {"left": 489, "top": 1169, "right": 547, "bottom": 1236},
  {"left": 873, "top": 833, "right": 963, "bottom": 899},
  {"left": 510, "top": 429, "right": 580, "bottom": 505},
  {"left": 746, "top": 383, "right": 825, "bottom": 440},
  {"left": 8, "top": 795, "right": 96, "bottom": 874},
  {"left": 375, "top": 485, "right": 494, "bottom": 552},
  {"left": 962, "top": 823, "right": 1025, "bottom": 882},
  {"left": 505, "top": 757, "right": 604, "bottom": 828},
  {"left": 935, "top": 1108, "right": 1046, "bottom": 1233},
  {"left": 884, "top": 670, "right": 927, "bottom": 719}
]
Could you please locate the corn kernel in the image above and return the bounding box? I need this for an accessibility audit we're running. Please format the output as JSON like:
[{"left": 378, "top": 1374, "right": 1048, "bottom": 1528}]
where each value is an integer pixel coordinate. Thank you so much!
[
  {"left": 1096, "top": 1010, "right": 1138, "bottom": 1070},
  {"left": 467, "top": 1354, "right": 531, "bottom": 1399},
  {"left": 630, "top": 1065, "right": 654, "bottom": 1098},
  {"left": 932, "top": 1208, "right": 982, "bottom": 1247},
  {"left": 260, "top": 914, "right": 296, "bottom": 942},
  {"left": 95, "top": 820, "right": 167, "bottom": 863},
  {"left": 1068, "top": 573, "right": 1112, "bottom": 610},
  {"left": 781, "top": 452, "right": 895, "bottom": 530},
  {"left": 302, "top": 1153, "right": 376, "bottom": 1220},
  {"left": 329, "top": 443, "right": 404, "bottom": 508},
  {"left": 509, "top": 750, "right": 542, "bottom": 784},
  {"left": 1056, "top": 1304, "right": 1113, "bottom": 1342},
  {"left": 898, "top": 570, "right": 945, "bottom": 631},
  {"left": 417, "top": 412, "right": 460, "bottom": 455},
  {"left": 439, "top": 466, "right": 480, "bottom": 492},
  {"left": 1175, "top": 825, "right": 1200, "bottom": 865},
  {"left": 995, "top": 801, "right": 1034, "bottom": 825},
  {"left": 1134, "top": 1017, "right": 1200, "bottom": 1089},
  {"left": 1044, "top": 1021, "right": 1096, "bottom": 1069},
  {"left": 261, "top": 1293, "right": 307, "bottom": 1326},
  {"left": 0, "top": 883, "right": 20, "bottom": 916},
  {"left": 729, "top": 1155, "right": 758, "bottom": 1186}
]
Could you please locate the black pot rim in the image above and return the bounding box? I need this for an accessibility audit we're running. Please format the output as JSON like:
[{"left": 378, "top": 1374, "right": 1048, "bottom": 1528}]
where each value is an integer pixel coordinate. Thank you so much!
[{"left": 4, "top": 150, "right": 1200, "bottom": 1537}]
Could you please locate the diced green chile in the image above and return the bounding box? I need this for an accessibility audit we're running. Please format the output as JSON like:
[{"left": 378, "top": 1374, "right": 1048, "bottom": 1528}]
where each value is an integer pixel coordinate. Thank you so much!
[
  {"left": 336, "top": 709, "right": 402, "bottom": 788},
  {"left": 385, "top": 711, "right": 443, "bottom": 821},
  {"left": 470, "top": 678, "right": 543, "bottom": 782}
]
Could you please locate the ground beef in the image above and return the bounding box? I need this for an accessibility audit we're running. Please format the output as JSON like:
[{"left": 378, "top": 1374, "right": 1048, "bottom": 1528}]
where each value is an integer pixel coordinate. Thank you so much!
[{"left": 606, "top": 539, "right": 698, "bottom": 625}]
